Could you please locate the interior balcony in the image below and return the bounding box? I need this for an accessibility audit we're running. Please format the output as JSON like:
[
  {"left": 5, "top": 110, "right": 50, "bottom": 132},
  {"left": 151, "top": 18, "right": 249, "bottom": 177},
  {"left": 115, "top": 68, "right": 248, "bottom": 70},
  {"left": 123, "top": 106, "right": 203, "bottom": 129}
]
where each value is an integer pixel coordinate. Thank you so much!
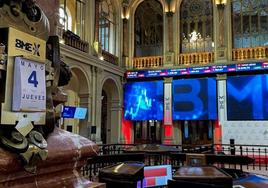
[
  {"left": 232, "top": 46, "right": 268, "bottom": 61},
  {"left": 130, "top": 46, "right": 268, "bottom": 70}
]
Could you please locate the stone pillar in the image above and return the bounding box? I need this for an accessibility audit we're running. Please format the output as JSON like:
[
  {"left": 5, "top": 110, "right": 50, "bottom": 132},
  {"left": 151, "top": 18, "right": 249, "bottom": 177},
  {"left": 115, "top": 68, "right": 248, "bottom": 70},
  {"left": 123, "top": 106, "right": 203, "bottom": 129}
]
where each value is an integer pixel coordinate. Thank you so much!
[
  {"left": 78, "top": 93, "right": 90, "bottom": 138},
  {"left": 214, "top": 2, "right": 228, "bottom": 62},
  {"left": 164, "top": 1, "right": 175, "bottom": 67},
  {"left": 122, "top": 18, "right": 129, "bottom": 68},
  {"left": 94, "top": 0, "right": 100, "bottom": 42},
  {"left": 167, "top": 12, "right": 174, "bottom": 52},
  {"left": 216, "top": 74, "right": 227, "bottom": 145},
  {"left": 95, "top": 67, "right": 103, "bottom": 144},
  {"left": 163, "top": 77, "right": 174, "bottom": 144},
  {"left": 90, "top": 66, "right": 97, "bottom": 142},
  {"left": 164, "top": 12, "right": 175, "bottom": 67},
  {"left": 110, "top": 100, "right": 123, "bottom": 143}
]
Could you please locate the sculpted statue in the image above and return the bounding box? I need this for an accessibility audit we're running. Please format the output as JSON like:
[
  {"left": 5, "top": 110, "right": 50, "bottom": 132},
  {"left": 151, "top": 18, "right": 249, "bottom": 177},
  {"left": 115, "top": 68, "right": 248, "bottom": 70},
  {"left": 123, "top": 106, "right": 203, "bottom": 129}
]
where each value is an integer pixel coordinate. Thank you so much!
[
  {"left": 0, "top": 0, "right": 50, "bottom": 40},
  {"left": 0, "top": 0, "right": 71, "bottom": 173}
]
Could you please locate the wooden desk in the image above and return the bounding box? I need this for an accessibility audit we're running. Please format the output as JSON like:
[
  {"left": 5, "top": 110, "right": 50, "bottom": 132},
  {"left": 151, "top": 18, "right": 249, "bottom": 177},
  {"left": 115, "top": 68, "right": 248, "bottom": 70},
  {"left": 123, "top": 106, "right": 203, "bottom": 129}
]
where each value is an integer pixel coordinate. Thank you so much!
[
  {"left": 233, "top": 174, "right": 268, "bottom": 188},
  {"left": 99, "top": 162, "right": 144, "bottom": 188},
  {"left": 173, "top": 166, "right": 233, "bottom": 188}
]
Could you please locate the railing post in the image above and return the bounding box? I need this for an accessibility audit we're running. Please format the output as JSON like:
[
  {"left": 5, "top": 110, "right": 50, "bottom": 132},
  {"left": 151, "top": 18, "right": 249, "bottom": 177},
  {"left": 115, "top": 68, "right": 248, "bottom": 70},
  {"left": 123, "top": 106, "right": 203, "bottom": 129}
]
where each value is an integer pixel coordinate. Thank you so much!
[
  {"left": 230, "top": 139, "right": 235, "bottom": 155},
  {"left": 258, "top": 148, "right": 261, "bottom": 170},
  {"left": 265, "top": 148, "right": 267, "bottom": 170}
]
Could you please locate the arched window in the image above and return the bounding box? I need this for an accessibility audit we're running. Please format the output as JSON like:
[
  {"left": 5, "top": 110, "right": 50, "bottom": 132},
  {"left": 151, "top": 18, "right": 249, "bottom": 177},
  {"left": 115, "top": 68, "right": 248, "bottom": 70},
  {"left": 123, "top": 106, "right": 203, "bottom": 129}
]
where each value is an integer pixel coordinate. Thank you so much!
[
  {"left": 98, "top": 0, "right": 116, "bottom": 54},
  {"left": 180, "top": 0, "right": 213, "bottom": 53},
  {"left": 232, "top": 0, "right": 268, "bottom": 48},
  {"left": 59, "top": 6, "right": 72, "bottom": 31},
  {"left": 134, "top": 0, "right": 163, "bottom": 57},
  {"left": 59, "top": 0, "right": 85, "bottom": 39}
]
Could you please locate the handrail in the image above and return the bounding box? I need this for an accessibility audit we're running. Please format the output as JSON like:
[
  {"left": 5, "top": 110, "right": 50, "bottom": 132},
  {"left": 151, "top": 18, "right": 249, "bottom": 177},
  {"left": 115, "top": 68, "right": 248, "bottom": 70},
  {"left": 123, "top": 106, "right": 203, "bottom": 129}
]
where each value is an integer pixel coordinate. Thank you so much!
[
  {"left": 179, "top": 52, "right": 214, "bottom": 65},
  {"left": 102, "top": 50, "right": 118, "bottom": 65},
  {"left": 232, "top": 46, "right": 268, "bottom": 61},
  {"left": 133, "top": 56, "right": 163, "bottom": 69}
]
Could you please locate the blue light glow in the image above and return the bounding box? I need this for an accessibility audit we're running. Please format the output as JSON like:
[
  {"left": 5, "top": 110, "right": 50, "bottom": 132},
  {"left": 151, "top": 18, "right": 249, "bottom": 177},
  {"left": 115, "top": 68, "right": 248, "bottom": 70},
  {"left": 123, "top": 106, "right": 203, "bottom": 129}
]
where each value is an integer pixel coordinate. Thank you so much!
[{"left": 124, "top": 81, "right": 163, "bottom": 120}]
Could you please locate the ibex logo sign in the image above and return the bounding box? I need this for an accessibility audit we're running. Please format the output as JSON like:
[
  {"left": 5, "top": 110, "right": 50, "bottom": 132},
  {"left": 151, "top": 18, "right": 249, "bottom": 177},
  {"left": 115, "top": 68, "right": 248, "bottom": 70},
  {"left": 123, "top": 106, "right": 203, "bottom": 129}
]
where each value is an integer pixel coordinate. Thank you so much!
[
  {"left": 15, "top": 39, "right": 41, "bottom": 57},
  {"left": 8, "top": 27, "right": 46, "bottom": 61}
]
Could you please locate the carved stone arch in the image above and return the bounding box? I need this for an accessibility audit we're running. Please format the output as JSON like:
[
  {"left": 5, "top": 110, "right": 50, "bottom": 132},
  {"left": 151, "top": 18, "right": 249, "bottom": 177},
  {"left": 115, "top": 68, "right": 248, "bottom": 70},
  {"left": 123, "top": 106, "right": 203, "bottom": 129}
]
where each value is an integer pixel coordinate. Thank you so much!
[
  {"left": 101, "top": 75, "right": 121, "bottom": 101},
  {"left": 100, "top": 75, "right": 122, "bottom": 143},
  {"left": 63, "top": 66, "right": 91, "bottom": 138},
  {"left": 67, "top": 66, "right": 90, "bottom": 94},
  {"left": 129, "top": 0, "right": 165, "bottom": 57}
]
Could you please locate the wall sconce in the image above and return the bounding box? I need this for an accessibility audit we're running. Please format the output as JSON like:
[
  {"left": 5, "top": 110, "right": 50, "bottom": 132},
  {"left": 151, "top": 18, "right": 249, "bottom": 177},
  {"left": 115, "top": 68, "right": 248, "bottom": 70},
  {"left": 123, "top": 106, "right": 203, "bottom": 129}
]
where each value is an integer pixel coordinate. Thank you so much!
[
  {"left": 215, "top": 0, "right": 227, "bottom": 9},
  {"left": 122, "top": 0, "right": 129, "bottom": 20},
  {"left": 165, "top": 0, "right": 174, "bottom": 17}
]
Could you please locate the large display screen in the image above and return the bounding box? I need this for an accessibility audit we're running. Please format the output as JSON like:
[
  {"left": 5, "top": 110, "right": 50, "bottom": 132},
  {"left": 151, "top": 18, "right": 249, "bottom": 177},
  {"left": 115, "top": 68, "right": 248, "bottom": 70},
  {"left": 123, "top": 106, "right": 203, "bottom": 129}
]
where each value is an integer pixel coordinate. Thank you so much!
[
  {"left": 124, "top": 81, "right": 163, "bottom": 120},
  {"left": 227, "top": 74, "right": 268, "bottom": 120},
  {"left": 172, "top": 78, "right": 217, "bottom": 120}
]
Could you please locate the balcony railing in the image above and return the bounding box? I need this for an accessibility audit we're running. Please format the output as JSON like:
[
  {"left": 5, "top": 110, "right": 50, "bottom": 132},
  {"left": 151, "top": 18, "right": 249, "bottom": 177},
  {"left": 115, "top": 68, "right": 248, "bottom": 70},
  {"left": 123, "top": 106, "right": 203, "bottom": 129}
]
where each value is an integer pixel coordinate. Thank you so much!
[
  {"left": 179, "top": 52, "right": 214, "bottom": 65},
  {"left": 102, "top": 50, "right": 118, "bottom": 65},
  {"left": 133, "top": 56, "right": 163, "bottom": 69},
  {"left": 62, "top": 30, "right": 89, "bottom": 53},
  {"left": 232, "top": 46, "right": 268, "bottom": 61}
]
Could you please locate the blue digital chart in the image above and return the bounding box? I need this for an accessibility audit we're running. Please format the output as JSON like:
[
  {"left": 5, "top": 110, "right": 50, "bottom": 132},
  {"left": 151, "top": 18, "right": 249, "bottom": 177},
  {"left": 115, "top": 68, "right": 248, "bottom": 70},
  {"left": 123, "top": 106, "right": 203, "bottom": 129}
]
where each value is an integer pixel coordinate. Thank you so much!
[{"left": 124, "top": 81, "right": 164, "bottom": 121}]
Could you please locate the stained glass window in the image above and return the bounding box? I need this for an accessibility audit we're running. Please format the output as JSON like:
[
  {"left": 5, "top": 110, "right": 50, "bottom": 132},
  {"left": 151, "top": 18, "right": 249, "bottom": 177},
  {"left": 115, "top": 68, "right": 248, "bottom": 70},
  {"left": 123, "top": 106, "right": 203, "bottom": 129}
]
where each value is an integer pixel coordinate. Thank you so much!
[
  {"left": 232, "top": 0, "right": 268, "bottom": 48},
  {"left": 180, "top": 0, "right": 213, "bottom": 53}
]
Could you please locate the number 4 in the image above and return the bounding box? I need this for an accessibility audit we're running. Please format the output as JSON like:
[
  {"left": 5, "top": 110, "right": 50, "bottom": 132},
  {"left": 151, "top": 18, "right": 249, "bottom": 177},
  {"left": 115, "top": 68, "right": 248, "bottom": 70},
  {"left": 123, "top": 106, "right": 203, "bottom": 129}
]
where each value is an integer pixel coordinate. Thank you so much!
[{"left": 28, "top": 71, "right": 38, "bottom": 87}]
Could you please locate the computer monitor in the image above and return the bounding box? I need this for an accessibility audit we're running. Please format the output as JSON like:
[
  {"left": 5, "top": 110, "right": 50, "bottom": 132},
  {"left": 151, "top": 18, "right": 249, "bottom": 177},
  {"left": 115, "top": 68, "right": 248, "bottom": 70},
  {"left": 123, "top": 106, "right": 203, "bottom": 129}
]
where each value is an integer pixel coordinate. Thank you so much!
[
  {"left": 61, "top": 106, "right": 76, "bottom": 118},
  {"left": 61, "top": 106, "right": 87, "bottom": 119},
  {"left": 74, "top": 107, "right": 87, "bottom": 119},
  {"left": 137, "top": 165, "right": 172, "bottom": 188}
]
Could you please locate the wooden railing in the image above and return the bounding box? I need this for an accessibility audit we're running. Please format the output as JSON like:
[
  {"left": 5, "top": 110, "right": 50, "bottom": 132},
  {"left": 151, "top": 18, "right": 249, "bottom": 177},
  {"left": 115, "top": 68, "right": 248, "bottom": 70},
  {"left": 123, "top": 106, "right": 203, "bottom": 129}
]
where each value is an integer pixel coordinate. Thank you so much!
[
  {"left": 179, "top": 52, "right": 214, "bottom": 65},
  {"left": 62, "top": 30, "right": 89, "bottom": 53},
  {"left": 102, "top": 50, "right": 118, "bottom": 65},
  {"left": 232, "top": 46, "right": 268, "bottom": 61},
  {"left": 133, "top": 56, "right": 163, "bottom": 69}
]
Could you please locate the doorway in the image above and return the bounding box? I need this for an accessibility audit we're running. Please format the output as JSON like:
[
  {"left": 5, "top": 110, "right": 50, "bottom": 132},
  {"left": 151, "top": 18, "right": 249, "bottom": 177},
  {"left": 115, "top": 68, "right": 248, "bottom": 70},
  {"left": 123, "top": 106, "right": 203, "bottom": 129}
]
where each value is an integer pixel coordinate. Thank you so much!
[
  {"left": 101, "top": 90, "right": 108, "bottom": 144},
  {"left": 181, "top": 120, "right": 214, "bottom": 146},
  {"left": 134, "top": 120, "right": 161, "bottom": 144}
]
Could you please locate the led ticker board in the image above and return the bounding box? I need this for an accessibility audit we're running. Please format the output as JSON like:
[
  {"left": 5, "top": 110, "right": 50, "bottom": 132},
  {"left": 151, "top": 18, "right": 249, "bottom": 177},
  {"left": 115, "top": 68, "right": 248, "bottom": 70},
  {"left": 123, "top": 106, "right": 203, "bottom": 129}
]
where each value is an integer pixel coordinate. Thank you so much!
[{"left": 126, "top": 62, "right": 268, "bottom": 79}]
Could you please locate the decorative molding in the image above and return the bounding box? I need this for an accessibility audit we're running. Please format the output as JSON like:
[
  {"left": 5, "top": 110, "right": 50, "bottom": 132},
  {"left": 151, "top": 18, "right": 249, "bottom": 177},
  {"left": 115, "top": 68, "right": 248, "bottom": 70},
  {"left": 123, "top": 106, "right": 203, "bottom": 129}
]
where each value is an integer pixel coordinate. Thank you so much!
[
  {"left": 164, "top": 77, "right": 173, "bottom": 83},
  {"left": 60, "top": 44, "right": 125, "bottom": 77}
]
